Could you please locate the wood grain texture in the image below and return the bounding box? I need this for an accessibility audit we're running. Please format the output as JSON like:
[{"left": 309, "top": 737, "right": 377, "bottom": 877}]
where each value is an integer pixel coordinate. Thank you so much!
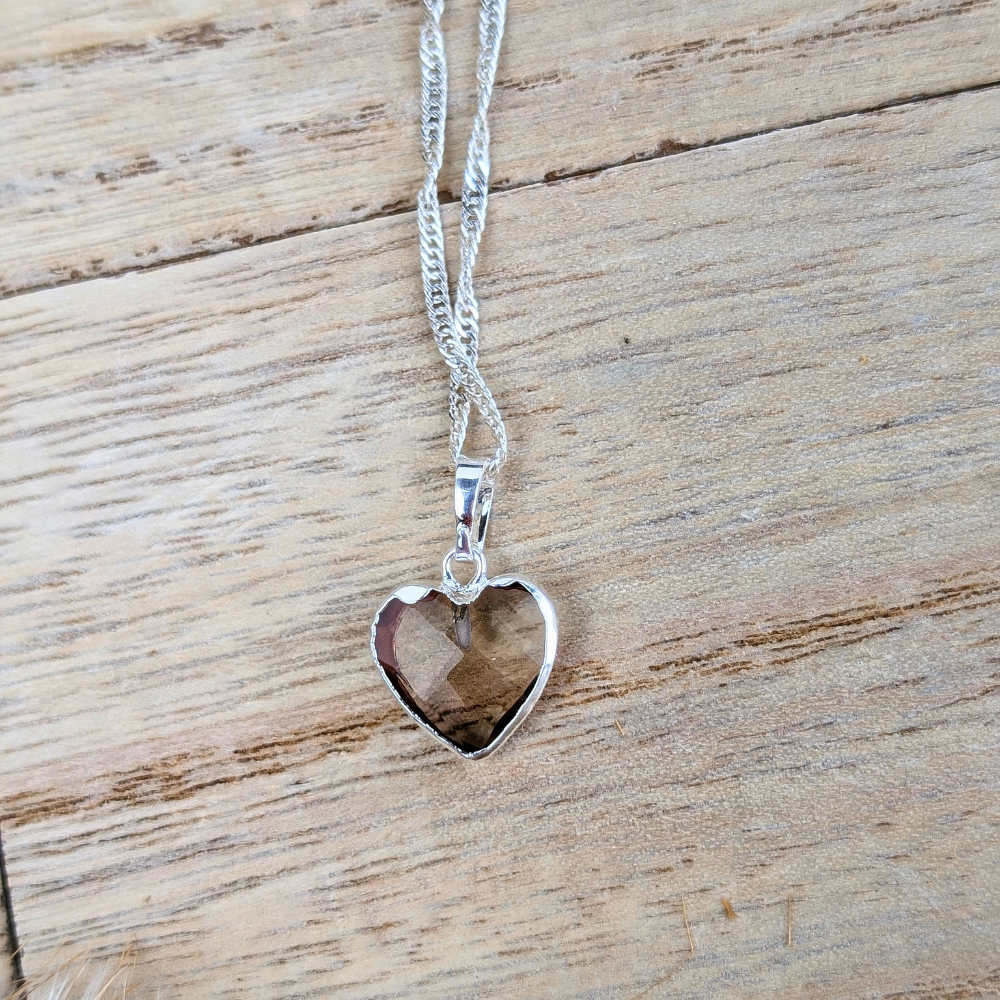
[
  {"left": 0, "top": 859, "right": 16, "bottom": 1000},
  {"left": 1, "top": 84, "right": 999, "bottom": 997},
  {"left": 3, "top": 0, "right": 1000, "bottom": 296}
]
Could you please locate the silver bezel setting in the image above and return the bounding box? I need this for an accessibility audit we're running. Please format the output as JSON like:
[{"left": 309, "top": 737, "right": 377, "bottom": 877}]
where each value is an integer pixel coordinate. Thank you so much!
[{"left": 370, "top": 576, "right": 558, "bottom": 760}]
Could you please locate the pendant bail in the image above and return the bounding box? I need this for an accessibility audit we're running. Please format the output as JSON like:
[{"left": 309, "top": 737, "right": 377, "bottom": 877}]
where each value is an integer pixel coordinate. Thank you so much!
[{"left": 453, "top": 457, "right": 495, "bottom": 559}]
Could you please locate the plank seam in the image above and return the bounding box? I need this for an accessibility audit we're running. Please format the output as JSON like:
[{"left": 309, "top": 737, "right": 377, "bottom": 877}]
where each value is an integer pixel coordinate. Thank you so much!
[
  {"left": 2, "top": 76, "right": 998, "bottom": 304},
  {"left": 0, "top": 824, "right": 25, "bottom": 994}
]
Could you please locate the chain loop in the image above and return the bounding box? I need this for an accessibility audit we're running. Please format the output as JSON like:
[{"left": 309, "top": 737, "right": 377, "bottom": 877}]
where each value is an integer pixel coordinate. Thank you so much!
[{"left": 418, "top": 0, "right": 509, "bottom": 477}]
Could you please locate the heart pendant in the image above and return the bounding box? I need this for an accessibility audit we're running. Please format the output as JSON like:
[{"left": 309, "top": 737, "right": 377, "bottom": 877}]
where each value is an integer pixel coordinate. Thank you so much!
[{"left": 371, "top": 577, "right": 557, "bottom": 759}]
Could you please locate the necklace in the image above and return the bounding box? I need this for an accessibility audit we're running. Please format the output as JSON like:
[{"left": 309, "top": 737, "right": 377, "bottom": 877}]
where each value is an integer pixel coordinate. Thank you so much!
[{"left": 369, "top": 0, "right": 557, "bottom": 760}]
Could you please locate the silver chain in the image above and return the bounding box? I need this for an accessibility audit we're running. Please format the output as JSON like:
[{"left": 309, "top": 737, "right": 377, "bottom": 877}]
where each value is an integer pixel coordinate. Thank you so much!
[{"left": 418, "top": 0, "right": 509, "bottom": 477}]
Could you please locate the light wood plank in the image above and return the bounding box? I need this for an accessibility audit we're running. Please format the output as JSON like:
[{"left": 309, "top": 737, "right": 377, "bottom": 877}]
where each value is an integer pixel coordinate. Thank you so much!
[
  {"left": 2, "top": 88, "right": 1000, "bottom": 997},
  {"left": 3, "top": 0, "right": 1000, "bottom": 296},
  {"left": 0, "top": 888, "right": 16, "bottom": 1000}
]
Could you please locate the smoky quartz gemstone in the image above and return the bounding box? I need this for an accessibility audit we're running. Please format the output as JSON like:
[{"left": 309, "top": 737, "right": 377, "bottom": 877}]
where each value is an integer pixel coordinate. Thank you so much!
[{"left": 373, "top": 582, "right": 547, "bottom": 753}]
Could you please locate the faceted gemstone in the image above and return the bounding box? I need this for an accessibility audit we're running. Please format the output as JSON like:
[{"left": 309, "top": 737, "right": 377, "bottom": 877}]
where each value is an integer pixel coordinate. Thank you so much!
[{"left": 373, "top": 582, "right": 546, "bottom": 753}]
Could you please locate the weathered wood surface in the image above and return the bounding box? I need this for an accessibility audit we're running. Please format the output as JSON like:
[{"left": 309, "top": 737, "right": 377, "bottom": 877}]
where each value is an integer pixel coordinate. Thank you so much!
[
  {"left": 0, "top": 879, "right": 15, "bottom": 1000},
  {"left": 3, "top": 0, "right": 1000, "bottom": 296},
  {"left": 1, "top": 81, "right": 999, "bottom": 996}
]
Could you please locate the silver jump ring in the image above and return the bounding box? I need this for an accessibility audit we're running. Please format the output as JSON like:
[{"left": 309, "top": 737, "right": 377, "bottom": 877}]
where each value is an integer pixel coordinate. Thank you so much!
[{"left": 442, "top": 546, "right": 488, "bottom": 604}]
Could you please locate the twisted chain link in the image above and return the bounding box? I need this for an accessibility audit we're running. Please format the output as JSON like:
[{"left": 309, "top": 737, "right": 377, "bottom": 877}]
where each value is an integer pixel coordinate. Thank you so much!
[{"left": 418, "top": 0, "right": 508, "bottom": 476}]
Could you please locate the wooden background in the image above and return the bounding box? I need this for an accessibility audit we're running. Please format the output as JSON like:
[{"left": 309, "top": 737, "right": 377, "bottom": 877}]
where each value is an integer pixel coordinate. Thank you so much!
[{"left": 2, "top": 0, "right": 999, "bottom": 996}]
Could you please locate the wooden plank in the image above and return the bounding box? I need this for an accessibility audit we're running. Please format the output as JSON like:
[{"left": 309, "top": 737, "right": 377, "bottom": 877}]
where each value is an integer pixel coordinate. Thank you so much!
[
  {"left": 2, "top": 0, "right": 1000, "bottom": 296},
  {"left": 0, "top": 861, "right": 17, "bottom": 1000},
  {"left": 2, "top": 87, "right": 999, "bottom": 997}
]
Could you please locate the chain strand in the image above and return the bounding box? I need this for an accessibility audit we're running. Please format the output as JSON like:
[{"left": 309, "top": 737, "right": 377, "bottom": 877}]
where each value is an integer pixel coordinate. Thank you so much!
[{"left": 418, "top": 0, "right": 508, "bottom": 476}]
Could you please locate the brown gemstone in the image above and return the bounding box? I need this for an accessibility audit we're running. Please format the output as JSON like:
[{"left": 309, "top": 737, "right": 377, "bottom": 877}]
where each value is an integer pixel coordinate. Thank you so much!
[{"left": 373, "top": 582, "right": 547, "bottom": 753}]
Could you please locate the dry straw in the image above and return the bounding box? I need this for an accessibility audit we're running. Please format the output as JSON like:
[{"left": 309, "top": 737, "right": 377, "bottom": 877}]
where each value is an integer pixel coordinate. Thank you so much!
[{"left": 5, "top": 948, "right": 135, "bottom": 1000}]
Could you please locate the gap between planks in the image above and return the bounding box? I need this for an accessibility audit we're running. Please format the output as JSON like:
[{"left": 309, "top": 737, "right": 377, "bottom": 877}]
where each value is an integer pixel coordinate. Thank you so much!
[
  {"left": 0, "top": 824, "right": 24, "bottom": 997},
  {"left": 2, "top": 76, "right": 998, "bottom": 305}
]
